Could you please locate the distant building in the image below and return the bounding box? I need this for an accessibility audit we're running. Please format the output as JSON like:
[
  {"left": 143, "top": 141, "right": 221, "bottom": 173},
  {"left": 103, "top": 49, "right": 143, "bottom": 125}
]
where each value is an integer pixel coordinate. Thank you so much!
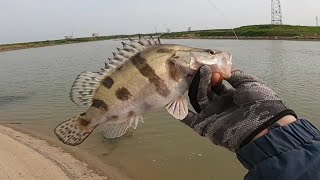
[
  {"left": 92, "top": 33, "right": 99, "bottom": 37},
  {"left": 64, "top": 36, "right": 73, "bottom": 39},
  {"left": 65, "top": 32, "right": 73, "bottom": 39}
]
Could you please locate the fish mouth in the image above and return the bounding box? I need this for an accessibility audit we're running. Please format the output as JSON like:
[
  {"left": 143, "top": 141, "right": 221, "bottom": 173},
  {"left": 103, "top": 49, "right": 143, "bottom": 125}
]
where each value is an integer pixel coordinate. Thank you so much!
[
  {"left": 222, "top": 52, "right": 232, "bottom": 64},
  {"left": 228, "top": 54, "right": 233, "bottom": 65}
]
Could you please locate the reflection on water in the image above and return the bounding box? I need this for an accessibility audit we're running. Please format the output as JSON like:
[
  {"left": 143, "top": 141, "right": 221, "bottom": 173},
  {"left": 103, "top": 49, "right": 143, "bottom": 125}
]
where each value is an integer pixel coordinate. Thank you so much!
[
  {"left": 0, "top": 39, "right": 320, "bottom": 180},
  {"left": 0, "top": 96, "right": 28, "bottom": 106}
]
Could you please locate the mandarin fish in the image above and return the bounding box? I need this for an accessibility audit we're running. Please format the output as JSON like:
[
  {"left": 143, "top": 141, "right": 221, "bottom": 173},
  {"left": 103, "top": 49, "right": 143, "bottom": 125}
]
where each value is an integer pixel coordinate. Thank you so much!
[{"left": 54, "top": 36, "right": 232, "bottom": 146}]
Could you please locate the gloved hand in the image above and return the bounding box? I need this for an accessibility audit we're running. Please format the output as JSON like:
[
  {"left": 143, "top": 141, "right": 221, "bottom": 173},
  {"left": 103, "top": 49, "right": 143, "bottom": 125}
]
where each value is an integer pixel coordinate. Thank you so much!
[{"left": 182, "top": 66, "right": 296, "bottom": 152}]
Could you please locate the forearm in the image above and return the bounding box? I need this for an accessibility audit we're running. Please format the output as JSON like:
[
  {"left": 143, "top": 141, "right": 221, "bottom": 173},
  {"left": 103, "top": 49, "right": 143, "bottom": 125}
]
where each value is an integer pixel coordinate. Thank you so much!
[
  {"left": 253, "top": 115, "right": 297, "bottom": 140},
  {"left": 182, "top": 101, "right": 295, "bottom": 151},
  {"left": 237, "top": 119, "right": 320, "bottom": 180}
]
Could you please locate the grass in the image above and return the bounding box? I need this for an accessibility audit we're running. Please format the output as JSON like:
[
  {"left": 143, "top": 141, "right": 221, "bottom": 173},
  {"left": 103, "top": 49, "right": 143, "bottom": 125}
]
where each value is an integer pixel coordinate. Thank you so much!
[
  {"left": 0, "top": 35, "right": 129, "bottom": 52},
  {"left": 163, "top": 24, "right": 320, "bottom": 38},
  {"left": 1, "top": 25, "right": 320, "bottom": 52}
]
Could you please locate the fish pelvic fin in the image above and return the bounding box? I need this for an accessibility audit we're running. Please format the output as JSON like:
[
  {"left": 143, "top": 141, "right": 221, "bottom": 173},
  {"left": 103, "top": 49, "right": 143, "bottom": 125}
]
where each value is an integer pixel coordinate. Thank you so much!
[
  {"left": 104, "top": 115, "right": 143, "bottom": 138},
  {"left": 54, "top": 115, "right": 96, "bottom": 146},
  {"left": 166, "top": 95, "right": 188, "bottom": 120}
]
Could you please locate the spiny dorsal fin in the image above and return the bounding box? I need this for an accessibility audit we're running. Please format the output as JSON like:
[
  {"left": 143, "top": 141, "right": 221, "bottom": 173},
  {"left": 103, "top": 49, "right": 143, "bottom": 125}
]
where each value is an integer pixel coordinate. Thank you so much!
[
  {"left": 69, "top": 35, "right": 161, "bottom": 107},
  {"left": 106, "top": 35, "right": 161, "bottom": 66},
  {"left": 101, "top": 35, "right": 161, "bottom": 77}
]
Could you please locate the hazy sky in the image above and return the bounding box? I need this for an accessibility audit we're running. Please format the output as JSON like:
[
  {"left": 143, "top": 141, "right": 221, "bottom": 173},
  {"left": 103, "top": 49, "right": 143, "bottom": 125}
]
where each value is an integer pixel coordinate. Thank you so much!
[{"left": 1, "top": 0, "right": 319, "bottom": 44}]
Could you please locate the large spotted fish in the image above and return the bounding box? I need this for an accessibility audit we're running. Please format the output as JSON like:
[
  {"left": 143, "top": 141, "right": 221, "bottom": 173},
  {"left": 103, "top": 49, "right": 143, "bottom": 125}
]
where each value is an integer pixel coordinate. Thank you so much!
[{"left": 54, "top": 36, "right": 232, "bottom": 146}]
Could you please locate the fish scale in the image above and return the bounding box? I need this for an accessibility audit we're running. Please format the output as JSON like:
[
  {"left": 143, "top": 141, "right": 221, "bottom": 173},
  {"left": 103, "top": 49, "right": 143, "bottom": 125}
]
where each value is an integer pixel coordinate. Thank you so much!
[{"left": 54, "top": 35, "right": 232, "bottom": 146}]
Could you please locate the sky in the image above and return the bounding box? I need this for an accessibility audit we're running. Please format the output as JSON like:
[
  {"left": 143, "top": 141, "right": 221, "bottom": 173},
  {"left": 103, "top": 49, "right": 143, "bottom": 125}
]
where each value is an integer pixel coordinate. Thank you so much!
[{"left": 0, "top": 0, "right": 319, "bottom": 44}]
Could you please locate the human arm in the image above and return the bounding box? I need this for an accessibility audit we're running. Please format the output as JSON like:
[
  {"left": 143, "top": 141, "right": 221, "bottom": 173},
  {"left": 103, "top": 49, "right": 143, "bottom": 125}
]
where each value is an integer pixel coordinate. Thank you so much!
[{"left": 182, "top": 66, "right": 320, "bottom": 180}]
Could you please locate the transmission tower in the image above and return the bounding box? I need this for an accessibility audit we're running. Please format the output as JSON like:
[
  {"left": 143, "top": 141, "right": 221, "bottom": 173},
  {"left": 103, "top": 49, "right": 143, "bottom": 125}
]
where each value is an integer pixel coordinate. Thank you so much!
[{"left": 271, "top": 0, "right": 283, "bottom": 25}]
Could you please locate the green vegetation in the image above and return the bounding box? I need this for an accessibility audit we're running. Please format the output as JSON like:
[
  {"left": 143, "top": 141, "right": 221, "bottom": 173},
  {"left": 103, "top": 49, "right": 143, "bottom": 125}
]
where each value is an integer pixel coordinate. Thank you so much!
[
  {"left": 1, "top": 25, "right": 320, "bottom": 52},
  {"left": 163, "top": 25, "right": 320, "bottom": 39},
  {"left": 0, "top": 35, "right": 131, "bottom": 52}
]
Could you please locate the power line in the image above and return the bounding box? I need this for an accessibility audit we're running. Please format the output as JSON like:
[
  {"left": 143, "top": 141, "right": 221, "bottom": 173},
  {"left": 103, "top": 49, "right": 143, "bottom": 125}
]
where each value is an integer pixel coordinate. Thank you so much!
[{"left": 206, "top": 0, "right": 238, "bottom": 39}]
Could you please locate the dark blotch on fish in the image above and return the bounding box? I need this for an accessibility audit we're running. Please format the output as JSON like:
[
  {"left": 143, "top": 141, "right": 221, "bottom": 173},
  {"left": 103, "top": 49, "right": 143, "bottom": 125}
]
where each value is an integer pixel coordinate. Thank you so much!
[
  {"left": 111, "top": 115, "right": 118, "bottom": 119},
  {"left": 143, "top": 102, "right": 153, "bottom": 111},
  {"left": 157, "top": 48, "right": 174, "bottom": 53},
  {"left": 102, "top": 77, "right": 114, "bottom": 89},
  {"left": 116, "top": 87, "right": 132, "bottom": 101},
  {"left": 168, "top": 60, "right": 179, "bottom": 81},
  {"left": 117, "top": 65, "right": 124, "bottom": 71},
  {"left": 79, "top": 118, "right": 90, "bottom": 126},
  {"left": 131, "top": 53, "right": 170, "bottom": 97},
  {"left": 92, "top": 99, "right": 108, "bottom": 111},
  {"left": 128, "top": 111, "right": 135, "bottom": 117}
]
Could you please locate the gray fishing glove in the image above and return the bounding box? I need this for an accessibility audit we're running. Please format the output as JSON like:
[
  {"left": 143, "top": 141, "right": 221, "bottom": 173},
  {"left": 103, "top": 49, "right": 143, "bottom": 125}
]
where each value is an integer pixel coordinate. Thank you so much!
[{"left": 182, "top": 66, "right": 296, "bottom": 152}]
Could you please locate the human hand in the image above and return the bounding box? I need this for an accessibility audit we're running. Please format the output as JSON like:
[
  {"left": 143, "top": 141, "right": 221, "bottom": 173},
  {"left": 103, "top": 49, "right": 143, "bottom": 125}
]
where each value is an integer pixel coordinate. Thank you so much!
[{"left": 182, "top": 66, "right": 296, "bottom": 152}]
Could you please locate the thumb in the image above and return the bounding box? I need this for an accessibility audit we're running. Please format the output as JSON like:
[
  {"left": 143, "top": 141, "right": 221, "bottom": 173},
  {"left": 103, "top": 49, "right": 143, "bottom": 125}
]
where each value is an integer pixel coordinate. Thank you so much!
[
  {"left": 211, "top": 72, "right": 223, "bottom": 86},
  {"left": 188, "top": 66, "right": 212, "bottom": 113}
]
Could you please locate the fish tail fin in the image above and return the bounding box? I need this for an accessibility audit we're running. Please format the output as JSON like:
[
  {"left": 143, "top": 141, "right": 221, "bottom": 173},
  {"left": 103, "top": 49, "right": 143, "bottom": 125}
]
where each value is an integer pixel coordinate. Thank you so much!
[{"left": 54, "top": 114, "right": 95, "bottom": 146}]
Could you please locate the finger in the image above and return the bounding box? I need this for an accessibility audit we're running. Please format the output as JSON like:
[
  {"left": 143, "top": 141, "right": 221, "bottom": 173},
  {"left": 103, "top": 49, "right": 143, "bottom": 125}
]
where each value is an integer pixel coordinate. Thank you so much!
[
  {"left": 188, "top": 68, "right": 202, "bottom": 113},
  {"left": 227, "top": 70, "right": 265, "bottom": 89},
  {"left": 211, "top": 83, "right": 235, "bottom": 96},
  {"left": 211, "top": 72, "right": 223, "bottom": 86},
  {"left": 188, "top": 66, "right": 212, "bottom": 113},
  {"left": 181, "top": 110, "right": 197, "bottom": 127},
  {"left": 197, "top": 65, "right": 212, "bottom": 106}
]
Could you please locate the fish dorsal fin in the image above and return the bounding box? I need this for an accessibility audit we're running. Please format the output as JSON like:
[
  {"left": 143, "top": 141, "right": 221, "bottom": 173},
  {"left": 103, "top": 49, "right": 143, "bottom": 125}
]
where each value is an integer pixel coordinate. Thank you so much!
[
  {"left": 106, "top": 34, "right": 160, "bottom": 64},
  {"left": 70, "top": 35, "right": 161, "bottom": 107},
  {"left": 69, "top": 71, "right": 104, "bottom": 107},
  {"left": 101, "top": 35, "right": 161, "bottom": 73}
]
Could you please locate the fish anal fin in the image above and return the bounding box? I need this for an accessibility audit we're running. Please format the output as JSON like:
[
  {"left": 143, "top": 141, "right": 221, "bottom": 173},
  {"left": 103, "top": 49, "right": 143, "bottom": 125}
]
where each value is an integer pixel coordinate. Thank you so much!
[
  {"left": 166, "top": 95, "right": 188, "bottom": 120},
  {"left": 129, "top": 115, "right": 143, "bottom": 129},
  {"left": 104, "top": 115, "right": 143, "bottom": 138},
  {"left": 54, "top": 115, "right": 95, "bottom": 146}
]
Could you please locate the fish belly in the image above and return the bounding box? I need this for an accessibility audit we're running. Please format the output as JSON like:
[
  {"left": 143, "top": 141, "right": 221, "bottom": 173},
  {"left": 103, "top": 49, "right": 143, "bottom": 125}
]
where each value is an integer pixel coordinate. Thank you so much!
[{"left": 104, "top": 78, "right": 186, "bottom": 123}]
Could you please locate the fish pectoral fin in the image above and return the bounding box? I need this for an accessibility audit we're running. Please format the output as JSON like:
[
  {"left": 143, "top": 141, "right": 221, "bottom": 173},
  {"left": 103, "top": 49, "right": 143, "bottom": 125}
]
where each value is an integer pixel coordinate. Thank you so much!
[
  {"left": 166, "top": 95, "right": 188, "bottom": 120},
  {"left": 54, "top": 115, "right": 95, "bottom": 146},
  {"left": 169, "top": 58, "right": 190, "bottom": 81},
  {"left": 104, "top": 115, "right": 143, "bottom": 138}
]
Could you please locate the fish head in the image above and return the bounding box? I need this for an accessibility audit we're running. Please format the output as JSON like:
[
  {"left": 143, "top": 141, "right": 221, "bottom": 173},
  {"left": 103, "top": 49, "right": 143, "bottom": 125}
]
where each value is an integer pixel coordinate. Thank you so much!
[
  {"left": 173, "top": 47, "right": 233, "bottom": 79},
  {"left": 190, "top": 49, "right": 232, "bottom": 79}
]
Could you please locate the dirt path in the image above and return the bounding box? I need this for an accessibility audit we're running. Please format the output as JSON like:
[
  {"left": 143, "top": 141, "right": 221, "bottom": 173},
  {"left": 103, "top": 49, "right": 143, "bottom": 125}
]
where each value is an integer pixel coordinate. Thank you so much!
[{"left": 0, "top": 125, "right": 107, "bottom": 180}]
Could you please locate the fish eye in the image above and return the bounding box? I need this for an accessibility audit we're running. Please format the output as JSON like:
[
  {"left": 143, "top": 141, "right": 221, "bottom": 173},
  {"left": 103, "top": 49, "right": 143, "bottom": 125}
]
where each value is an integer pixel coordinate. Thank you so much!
[{"left": 208, "top": 50, "right": 215, "bottom": 55}]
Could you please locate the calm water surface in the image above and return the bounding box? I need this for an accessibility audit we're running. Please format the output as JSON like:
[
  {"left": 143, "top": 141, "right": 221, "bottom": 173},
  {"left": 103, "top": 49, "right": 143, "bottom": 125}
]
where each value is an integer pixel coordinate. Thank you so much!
[{"left": 1, "top": 39, "right": 320, "bottom": 180}]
